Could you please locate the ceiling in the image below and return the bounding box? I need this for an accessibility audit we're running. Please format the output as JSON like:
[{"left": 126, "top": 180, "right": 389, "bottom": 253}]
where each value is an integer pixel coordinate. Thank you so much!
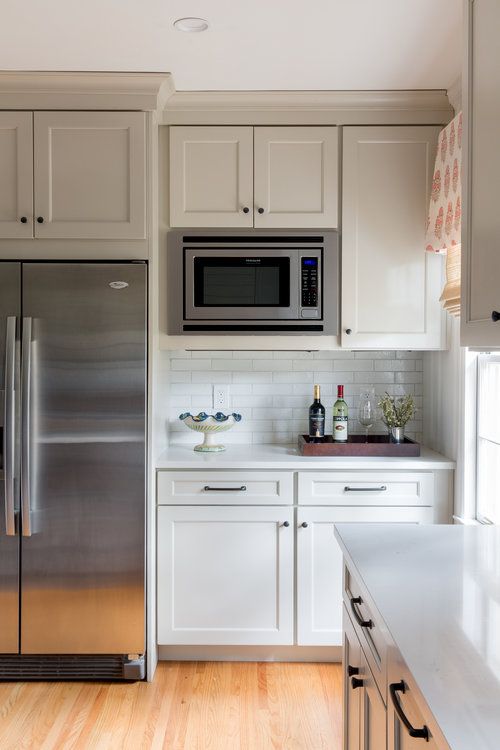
[{"left": 0, "top": 0, "right": 462, "bottom": 91}]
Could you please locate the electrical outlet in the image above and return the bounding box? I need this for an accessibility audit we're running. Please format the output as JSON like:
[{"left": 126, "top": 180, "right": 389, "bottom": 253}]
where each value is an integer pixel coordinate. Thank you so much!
[{"left": 213, "top": 384, "right": 230, "bottom": 411}]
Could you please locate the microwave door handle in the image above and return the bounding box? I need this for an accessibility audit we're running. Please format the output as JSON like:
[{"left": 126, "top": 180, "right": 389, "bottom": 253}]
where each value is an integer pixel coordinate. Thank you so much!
[
  {"left": 21, "top": 317, "right": 32, "bottom": 537},
  {"left": 4, "top": 316, "right": 17, "bottom": 536}
]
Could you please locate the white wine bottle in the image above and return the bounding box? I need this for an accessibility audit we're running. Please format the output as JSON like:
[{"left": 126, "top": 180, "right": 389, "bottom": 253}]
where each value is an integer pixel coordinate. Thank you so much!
[
  {"left": 333, "top": 384, "right": 348, "bottom": 442},
  {"left": 309, "top": 384, "right": 325, "bottom": 439}
]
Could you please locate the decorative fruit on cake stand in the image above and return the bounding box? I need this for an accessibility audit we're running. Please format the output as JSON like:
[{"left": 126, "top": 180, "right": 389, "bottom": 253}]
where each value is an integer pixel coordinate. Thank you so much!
[{"left": 179, "top": 412, "right": 242, "bottom": 452}]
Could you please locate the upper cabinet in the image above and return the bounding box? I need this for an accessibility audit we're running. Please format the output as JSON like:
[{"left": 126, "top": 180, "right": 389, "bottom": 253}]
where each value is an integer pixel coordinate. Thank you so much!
[
  {"left": 341, "top": 126, "right": 445, "bottom": 349},
  {"left": 169, "top": 126, "right": 254, "bottom": 228},
  {"left": 0, "top": 111, "right": 146, "bottom": 240},
  {"left": 169, "top": 125, "right": 339, "bottom": 229},
  {"left": 0, "top": 112, "right": 33, "bottom": 238},
  {"left": 253, "top": 127, "right": 338, "bottom": 228},
  {"left": 461, "top": 0, "right": 500, "bottom": 346}
]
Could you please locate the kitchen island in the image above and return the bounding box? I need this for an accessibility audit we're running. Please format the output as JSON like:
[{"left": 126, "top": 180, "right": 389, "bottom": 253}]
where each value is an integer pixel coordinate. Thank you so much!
[{"left": 335, "top": 523, "right": 500, "bottom": 750}]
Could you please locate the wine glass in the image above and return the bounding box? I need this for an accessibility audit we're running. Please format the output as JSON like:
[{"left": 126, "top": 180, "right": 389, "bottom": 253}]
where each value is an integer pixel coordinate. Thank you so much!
[{"left": 358, "top": 390, "right": 376, "bottom": 442}]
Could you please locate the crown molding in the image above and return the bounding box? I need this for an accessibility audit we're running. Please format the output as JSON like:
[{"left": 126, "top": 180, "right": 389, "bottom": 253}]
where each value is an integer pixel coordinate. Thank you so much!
[
  {"left": 0, "top": 72, "right": 174, "bottom": 111},
  {"left": 160, "top": 89, "right": 453, "bottom": 125}
]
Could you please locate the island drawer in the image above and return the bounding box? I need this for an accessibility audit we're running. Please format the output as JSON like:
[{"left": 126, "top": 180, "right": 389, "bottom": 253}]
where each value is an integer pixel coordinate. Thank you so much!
[
  {"left": 157, "top": 470, "right": 294, "bottom": 505},
  {"left": 298, "top": 471, "right": 434, "bottom": 506},
  {"left": 344, "top": 564, "right": 388, "bottom": 702}
]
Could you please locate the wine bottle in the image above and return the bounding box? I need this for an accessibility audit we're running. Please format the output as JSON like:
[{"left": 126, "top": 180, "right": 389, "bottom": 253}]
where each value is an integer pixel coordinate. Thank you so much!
[
  {"left": 333, "top": 384, "right": 348, "bottom": 442},
  {"left": 309, "top": 384, "right": 325, "bottom": 439}
]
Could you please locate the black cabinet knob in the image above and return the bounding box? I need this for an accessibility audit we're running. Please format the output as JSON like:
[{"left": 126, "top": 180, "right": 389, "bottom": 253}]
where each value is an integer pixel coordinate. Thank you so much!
[
  {"left": 351, "top": 677, "right": 364, "bottom": 690},
  {"left": 242, "top": 207, "right": 250, "bottom": 214},
  {"left": 282, "top": 521, "right": 290, "bottom": 527},
  {"left": 20, "top": 216, "right": 28, "bottom": 224},
  {"left": 301, "top": 522, "right": 308, "bottom": 528},
  {"left": 347, "top": 665, "right": 359, "bottom": 677},
  {"left": 492, "top": 311, "right": 500, "bottom": 322},
  {"left": 345, "top": 328, "right": 352, "bottom": 335},
  {"left": 258, "top": 207, "right": 265, "bottom": 214},
  {"left": 37, "top": 217, "right": 44, "bottom": 224}
]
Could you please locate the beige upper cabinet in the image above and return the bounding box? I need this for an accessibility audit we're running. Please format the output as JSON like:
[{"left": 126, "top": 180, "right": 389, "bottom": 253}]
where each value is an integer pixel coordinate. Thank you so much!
[
  {"left": 254, "top": 126, "right": 338, "bottom": 228},
  {"left": 342, "top": 126, "right": 445, "bottom": 349},
  {"left": 34, "top": 112, "right": 146, "bottom": 239},
  {"left": 462, "top": 0, "right": 500, "bottom": 346},
  {"left": 0, "top": 113, "right": 33, "bottom": 238},
  {"left": 169, "top": 126, "right": 254, "bottom": 228},
  {"left": 169, "top": 125, "right": 338, "bottom": 229}
]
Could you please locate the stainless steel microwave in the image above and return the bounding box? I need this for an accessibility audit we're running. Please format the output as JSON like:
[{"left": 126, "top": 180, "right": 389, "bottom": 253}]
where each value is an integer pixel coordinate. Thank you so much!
[{"left": 167, "top": 230, "right": 339, "bottom": 334}]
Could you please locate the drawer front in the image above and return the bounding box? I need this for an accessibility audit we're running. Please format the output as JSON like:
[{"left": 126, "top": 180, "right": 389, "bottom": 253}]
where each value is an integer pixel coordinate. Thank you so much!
[
  {"left": 344, "top": 564, "right": 388, "bottom": 702},
  {"left": 157, "top": 470, "right": 294, "bottom": 505},
  {"left": 298, "top": 471, "right": 434, "bottom": 506},
  {"left": 388, "top": 651, "right": 451, "bottom": 750}
]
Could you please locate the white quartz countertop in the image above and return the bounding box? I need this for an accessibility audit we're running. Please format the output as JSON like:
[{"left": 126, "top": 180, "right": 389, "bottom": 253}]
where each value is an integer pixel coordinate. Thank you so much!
[
  {"left": 334, "top": 523, "right": 500, "bottom": 750},
  {"left": 156, "top": 443, "right": 455, "bottom": 470}
]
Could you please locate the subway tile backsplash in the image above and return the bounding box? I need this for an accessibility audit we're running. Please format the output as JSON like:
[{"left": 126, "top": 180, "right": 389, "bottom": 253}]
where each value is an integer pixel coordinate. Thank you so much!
[{"left": 167, "top": 351, "right": 423, "bottom": 445}]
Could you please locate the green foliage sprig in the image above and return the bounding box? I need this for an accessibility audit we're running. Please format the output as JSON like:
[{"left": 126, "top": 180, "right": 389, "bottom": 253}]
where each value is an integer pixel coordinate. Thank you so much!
[{"left": 378, "top": 393, "right": 416, "bottom": 429}]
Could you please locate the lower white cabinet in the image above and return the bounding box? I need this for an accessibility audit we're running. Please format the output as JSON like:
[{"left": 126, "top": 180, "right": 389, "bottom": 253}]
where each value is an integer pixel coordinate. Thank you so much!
[
  {"left": 157, "top": 505, "right": 294, "bottom": 646},
  {"left": 297, "top": 506, "right": 433, "bottom": 647}
]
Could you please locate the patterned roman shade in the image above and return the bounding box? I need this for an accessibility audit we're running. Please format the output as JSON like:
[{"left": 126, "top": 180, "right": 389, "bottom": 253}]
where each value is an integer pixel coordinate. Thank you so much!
[{"left": 425, "top": 112, "right": 462, "bottom": 316}]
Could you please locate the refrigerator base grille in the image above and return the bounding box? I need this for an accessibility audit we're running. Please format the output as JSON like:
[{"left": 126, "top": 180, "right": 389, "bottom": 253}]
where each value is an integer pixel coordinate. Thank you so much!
[{"left": 0, "top": 654, "right": 145, "bottom": 681}]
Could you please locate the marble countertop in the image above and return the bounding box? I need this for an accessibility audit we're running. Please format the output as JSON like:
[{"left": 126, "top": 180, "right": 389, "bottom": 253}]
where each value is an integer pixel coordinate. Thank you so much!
[
  {"left": 334, "top": 523, "right": 500, "bottom": 750},
  {"left": 156, "top": 443, "right": 455, "bottom": 470}
]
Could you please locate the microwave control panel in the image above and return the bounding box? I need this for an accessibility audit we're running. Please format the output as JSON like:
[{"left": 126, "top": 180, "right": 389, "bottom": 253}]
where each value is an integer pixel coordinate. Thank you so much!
[{"left": 300, "top": 257, "right": 320, "bottom": 318}]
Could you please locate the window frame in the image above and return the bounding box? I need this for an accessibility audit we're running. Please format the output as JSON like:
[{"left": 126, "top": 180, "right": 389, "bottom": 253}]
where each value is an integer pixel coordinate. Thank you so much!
[{"left": 475, "top": 352, "right": 500, "bottom": 525}]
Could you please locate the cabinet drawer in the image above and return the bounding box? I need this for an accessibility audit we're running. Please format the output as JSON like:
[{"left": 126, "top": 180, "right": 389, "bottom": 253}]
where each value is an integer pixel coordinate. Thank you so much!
[
  {"left": 298, "top": 472, "right": 434, "bottom": 506},
  {"left": 344, "top": 565, "right": 388, "bottom": 702},
  {"left": 157, "top": 470, "right": 294, "bottom": 505}
]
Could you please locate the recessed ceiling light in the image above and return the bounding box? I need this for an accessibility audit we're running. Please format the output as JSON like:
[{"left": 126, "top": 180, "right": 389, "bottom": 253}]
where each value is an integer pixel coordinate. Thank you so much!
[{"left": 173, "top": 17, "right": 209, "bottom": 33}]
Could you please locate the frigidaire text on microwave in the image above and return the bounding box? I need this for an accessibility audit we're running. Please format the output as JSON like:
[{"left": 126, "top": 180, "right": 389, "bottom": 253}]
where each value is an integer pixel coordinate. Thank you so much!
[{"left": 167, "top": 230, "right": 339, "bottom": 334}]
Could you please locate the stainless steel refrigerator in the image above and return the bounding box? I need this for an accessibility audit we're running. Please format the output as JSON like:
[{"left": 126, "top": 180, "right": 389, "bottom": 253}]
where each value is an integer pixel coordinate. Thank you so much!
[{"left": 0, "top": 262, "right": 146, "bottom": 680}]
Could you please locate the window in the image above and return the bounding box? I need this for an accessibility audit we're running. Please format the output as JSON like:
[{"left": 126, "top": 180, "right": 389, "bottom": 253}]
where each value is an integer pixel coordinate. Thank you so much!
[{"left": 476, "top": 353, "right": 500, "bottom": 524}]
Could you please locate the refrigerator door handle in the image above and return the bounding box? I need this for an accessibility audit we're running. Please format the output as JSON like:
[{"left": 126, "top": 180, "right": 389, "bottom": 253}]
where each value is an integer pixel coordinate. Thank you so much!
[
  {"left": 21, "top": 317, "right": 32, "bottom": 537},
  {"left": 4, "top": 316, "right": 17, "bottom": 536}
]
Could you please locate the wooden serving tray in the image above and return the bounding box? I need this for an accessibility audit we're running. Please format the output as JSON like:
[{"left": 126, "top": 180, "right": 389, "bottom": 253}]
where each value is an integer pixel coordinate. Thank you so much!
[{"left": 298, "top": 434, "right": 420, "bottom": 457}]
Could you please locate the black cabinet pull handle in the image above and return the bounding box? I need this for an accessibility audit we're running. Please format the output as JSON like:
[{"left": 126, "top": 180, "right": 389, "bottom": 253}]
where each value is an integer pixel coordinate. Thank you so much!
[
  {"left": 282, "top": 521, "right": 290, "bottom": 527},
  {"left": 242, "top": 206, "right": 250, "bottom": 214},
  {"left": 344, "top": 486, "right": 387, "bottom": 493},
  {"left": 492, "top": 311, "right": 500, "bottom": 322},
  {"left": 351, "top": 677, "right": 364, "bottom": 690},
  {"left": 350, "top": 596, "right": 373, "bottom": 629},
  {"left": 257, "top": 207, "right": 265, "bottom": 214},
  {"left": 301, "top": 522, "right": 308, "bottom": 528},
  {"left": 390, "top": 682, "right": 429, "bottom": 740},
  {"left": 347, "top": 664, "right": 359, "bottom": 677},
  {"left": 204, "top": 485, "right": 247, "bottom": 492},
  {"left": 345, "top": 328, "right": 352, "bottom": 335},
  {"left": 20, "top": 216, "right": 28, "bottom": 224},
  {"left": 37, "top": 216, "right": 44, "bottom": 224}
]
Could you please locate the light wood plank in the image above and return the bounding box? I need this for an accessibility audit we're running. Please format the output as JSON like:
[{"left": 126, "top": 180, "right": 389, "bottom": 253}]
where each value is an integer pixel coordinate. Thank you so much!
[{"left": 0, "top": 662, "right": 341, "bottom": 750}]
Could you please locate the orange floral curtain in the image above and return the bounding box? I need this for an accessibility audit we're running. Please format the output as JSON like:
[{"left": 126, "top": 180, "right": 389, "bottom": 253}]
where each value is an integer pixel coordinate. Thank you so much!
[{"left": 425, "top": 112, "right": 462, "bottom": 316}]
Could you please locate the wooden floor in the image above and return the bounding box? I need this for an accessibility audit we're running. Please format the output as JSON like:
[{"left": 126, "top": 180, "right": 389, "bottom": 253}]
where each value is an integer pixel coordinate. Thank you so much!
[{"left": 0, "top": 661, "right": 342, "bottom": 750}]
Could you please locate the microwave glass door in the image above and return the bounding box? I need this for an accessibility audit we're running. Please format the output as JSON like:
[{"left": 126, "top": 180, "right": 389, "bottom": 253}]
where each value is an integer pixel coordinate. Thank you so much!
[
  {"left": 194, "top": 257, "right": 290, "bottom": 307},
  {"left": 185, "top": 249, "right": 300, "bottom": 320}
]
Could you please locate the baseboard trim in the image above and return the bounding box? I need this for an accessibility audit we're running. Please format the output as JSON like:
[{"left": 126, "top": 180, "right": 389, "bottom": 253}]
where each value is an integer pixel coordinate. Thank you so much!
[{"left": 158, "top": 645, "right": 341, "bottom": 662}]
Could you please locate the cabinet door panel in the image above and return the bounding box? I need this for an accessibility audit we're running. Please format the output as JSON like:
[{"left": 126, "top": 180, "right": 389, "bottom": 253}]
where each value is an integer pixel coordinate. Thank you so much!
[
  {"left": 254, "top": 126, "right": 338, "bottom": 228},
  {"left": 157, "top": 505, "right": 294, "bottom": 645},
  {"left": 170, "top": 126, "right": 253, "bottom": 227},
  {"left": 462, "top": 0, "right": 500, "bottom": 346},
  {"left": 34, "top": 112, "right": 146, "bottom": 239},
  {"left": 343, "top": 606, "right": 362, "bottom": 750},
  {"left": 297, "top": 506, "right": 432, "bottom": 647},
  {"left": 0, "top": 112, "right": 33, "bottom": 238},
  {"left": 342, "top": 126, "right": 445, "bottom": 349},
  {"left": 361, "top": 651, "right": 387, "bottom": 750}
]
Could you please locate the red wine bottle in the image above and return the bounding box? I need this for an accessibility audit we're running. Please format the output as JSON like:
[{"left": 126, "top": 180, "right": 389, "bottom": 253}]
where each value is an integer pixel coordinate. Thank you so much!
[{"left": 309, "top": 384, "right": 325, "bottom": 439}]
